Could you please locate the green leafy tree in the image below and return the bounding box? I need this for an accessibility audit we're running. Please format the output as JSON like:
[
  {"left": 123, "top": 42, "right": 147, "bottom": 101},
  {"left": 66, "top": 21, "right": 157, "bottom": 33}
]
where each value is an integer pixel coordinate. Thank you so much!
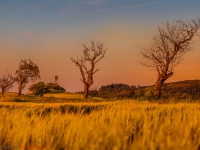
[
  {"left": 0, "top": 72, "right": 15, "bottom": 95},
  {"left": 15, "top": 59, "right": 40, "bottom": 96}
]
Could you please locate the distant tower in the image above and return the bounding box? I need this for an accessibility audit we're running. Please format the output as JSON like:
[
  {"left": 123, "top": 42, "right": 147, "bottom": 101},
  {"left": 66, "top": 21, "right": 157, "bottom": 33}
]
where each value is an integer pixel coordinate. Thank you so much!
[{"left": 54, "top": 76, "right": 58, "bottom": 83}]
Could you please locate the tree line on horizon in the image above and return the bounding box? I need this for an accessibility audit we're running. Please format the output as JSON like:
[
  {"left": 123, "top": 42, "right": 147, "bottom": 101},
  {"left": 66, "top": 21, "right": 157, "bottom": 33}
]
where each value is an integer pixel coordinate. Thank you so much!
[
  {"left": 87, "top": 80, "right": 200, "bottom": 100},
  {"left": 0, "top": 17, "right": 200, "bottom": 99}
]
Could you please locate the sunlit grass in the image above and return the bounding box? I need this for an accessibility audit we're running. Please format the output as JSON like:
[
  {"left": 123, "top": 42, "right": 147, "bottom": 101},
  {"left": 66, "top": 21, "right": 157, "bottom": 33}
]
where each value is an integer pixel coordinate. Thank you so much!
[
  {"left": 1, "top": 100, "right": 200, "bottom": 150},
  {"left": 0, "top": 92, "right": 105, "bottom": 103},
  {"left": 43, "top": 92, "right": 104, "bottom": 100},
  {"left": 43, "top": 92, "right": 83, "bottom": 99},
  {"left": 0, "top": 92, "right": 18, "bottom": 102}
]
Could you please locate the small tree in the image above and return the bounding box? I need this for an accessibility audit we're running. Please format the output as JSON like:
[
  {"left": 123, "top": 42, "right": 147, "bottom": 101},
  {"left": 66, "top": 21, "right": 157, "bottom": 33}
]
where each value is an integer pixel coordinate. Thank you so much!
[
  {"left": 71, "top": 41, "right": 106, "bottom": 99},
  {"left": 0, "top": 72, "right": 15, "bottom": 95},
  {"left": 140, "top": 18, "right": 200, "bottom": 98},
  {"left": 15, "top": 59, "right": 40, "bottom": 96}
]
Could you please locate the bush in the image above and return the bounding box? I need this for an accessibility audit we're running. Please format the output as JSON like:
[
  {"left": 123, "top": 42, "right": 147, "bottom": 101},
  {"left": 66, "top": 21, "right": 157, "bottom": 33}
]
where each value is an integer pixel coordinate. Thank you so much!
[
  {"left": 29, "top": 82, "right": 50, "bottom": 96},
  {"left": 46, "top": 82, "right": 66, "bottom": 93},
  {"left": 29, "top": 82, "right": 66, "bottom": 96}
]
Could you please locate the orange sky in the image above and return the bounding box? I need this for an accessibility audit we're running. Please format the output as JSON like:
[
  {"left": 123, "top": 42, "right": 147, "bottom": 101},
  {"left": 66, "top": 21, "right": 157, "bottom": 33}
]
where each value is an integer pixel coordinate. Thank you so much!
[{"left": 1, "top": 24, "right": 200, "bottom": 93}]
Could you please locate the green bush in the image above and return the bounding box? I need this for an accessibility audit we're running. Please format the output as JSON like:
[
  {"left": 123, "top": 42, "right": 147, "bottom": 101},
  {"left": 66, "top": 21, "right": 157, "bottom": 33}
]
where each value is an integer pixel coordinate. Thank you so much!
[
  {"left": 46, "top": 82, "right": 66, "bottom": 93},
  {"left": 29, "top": 82, "right": 66, "bottom": 96},
  {"left": 29, "top": 82, "right": 50, "bottom": 96}
]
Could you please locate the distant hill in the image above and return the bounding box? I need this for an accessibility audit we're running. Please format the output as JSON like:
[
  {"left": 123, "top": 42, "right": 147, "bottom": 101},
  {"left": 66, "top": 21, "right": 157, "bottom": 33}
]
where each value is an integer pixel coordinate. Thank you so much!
[
  {"left": 162, "top": 80, "right": 200, "bottom": 99},
  {"left": 93, "top": 80, "right": 200, "bottom": 99}
]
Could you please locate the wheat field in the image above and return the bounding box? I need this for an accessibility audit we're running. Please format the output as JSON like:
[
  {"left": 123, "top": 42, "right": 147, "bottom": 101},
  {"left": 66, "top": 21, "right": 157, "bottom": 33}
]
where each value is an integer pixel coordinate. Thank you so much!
[
  {"left": 43, "top": 92, "right": 83, "bottom": 99},
  {"left": 1, "top": 99, "right": 200, "bottom": 150}
]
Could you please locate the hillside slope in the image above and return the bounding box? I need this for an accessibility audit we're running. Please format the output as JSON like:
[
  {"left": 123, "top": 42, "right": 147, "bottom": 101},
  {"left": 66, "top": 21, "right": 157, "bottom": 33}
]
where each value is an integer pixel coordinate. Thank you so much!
[
  {"left": 162, "top": 80, "right": 200, "bottom": 99},
  {"left": 95, "top": 80, "right": 200, "bottom": 99}
]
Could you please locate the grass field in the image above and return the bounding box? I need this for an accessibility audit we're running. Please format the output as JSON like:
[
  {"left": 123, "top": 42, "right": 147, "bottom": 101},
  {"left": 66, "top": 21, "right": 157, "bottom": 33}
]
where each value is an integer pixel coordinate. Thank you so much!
[
  {"left": 1, "top": 93, "right": 200, "bottom": 150},
  {"left": 0, "top": 92, "right": 105, "bottom": 103},
  {"left": 43, "top": 92, "right": 83, "bottom": 99}
]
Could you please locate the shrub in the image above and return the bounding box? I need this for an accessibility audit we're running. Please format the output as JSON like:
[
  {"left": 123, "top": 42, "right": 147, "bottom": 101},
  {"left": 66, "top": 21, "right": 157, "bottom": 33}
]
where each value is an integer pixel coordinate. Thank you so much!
[
  {"left": 46, "top": 82, "right": 66, "bottom": 93},
  {"left": 29, "top": 82, "right": 66, "bottom": 96},
  {"left": 29, "top": 82, "right": 50, "bottom": 96}
]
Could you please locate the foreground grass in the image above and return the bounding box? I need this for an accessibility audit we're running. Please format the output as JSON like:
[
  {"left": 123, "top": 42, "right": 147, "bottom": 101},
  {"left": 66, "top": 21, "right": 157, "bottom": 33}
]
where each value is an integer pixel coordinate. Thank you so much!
[{"left": 1, "top": 100, "right": 200, "bottom": 150}]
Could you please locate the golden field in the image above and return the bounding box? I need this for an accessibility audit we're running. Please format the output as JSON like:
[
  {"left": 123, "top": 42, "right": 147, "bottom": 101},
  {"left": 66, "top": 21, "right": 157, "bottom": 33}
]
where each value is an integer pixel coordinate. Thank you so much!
[
  {"left": 43, "top": 92, "right": 83, "bottom": 99},
  {"left": 0, "top": 93, "right": 200, "bottom": 149}
]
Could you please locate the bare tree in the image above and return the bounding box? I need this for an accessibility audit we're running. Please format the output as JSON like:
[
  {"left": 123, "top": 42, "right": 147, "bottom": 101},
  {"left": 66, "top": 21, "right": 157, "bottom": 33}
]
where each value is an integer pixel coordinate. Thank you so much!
[
  {"left": 71, "top": 41, "right": 106, "bottom": 99},
  {"left": 0, "top": 72, "right": 15, "bottom": 95},
  {"left": 15, "top": 59, "right": 40, "bottom": 96},
  {"left": 140, "top": 17, "right": 200, "bottom": 98}
]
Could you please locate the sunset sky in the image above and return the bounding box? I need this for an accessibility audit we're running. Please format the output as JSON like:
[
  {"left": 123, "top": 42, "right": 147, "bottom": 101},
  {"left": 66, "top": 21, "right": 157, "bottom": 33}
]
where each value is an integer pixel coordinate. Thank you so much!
[{"left": 1, "top": 0, "right": 200, "bottom": 93}]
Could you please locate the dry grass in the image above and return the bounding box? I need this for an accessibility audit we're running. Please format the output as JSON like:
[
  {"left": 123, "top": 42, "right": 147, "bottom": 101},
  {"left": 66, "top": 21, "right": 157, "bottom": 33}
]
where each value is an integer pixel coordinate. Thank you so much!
[
  {"left": 43, "top": 92, "right": 83, "bottom": 99},
  {"left": 43, "top": 92, "right": 104, "bottom": 100},
  {"left": 0, "top": 92, "right": 18, "bottom": 102},
  {"left": 1, "top": 100, "right": 200, "bottom": 149},
  {"left": 0, "top": 92, "right": 105, "bottom": 103}
]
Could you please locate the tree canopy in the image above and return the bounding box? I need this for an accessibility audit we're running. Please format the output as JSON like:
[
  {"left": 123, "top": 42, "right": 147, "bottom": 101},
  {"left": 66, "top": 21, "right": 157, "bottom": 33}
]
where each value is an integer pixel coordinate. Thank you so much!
[{"left": 15, "top": 59, "right": 40, "bottom": 96}]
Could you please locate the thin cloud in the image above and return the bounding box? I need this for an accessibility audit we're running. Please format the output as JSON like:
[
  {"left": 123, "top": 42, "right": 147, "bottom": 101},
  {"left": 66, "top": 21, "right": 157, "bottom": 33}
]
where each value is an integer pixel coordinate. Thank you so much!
[
  {"left": 84, "top": 0, "right": 107, "bottom": 6},
  {"left": 85, "top": 2, "right": 161, "bottom": 14},
  {"left": 61, "top": 1, "right": 106, "bottom": 15},
  {"left": 68, "top": 0, "right": 106, "bottom": 6},
  {"left": 23, "top": 30, "right": 34, "bottom": 36},
  {"left": 119, "top": 2, "right": 161, "bottom": 9}
]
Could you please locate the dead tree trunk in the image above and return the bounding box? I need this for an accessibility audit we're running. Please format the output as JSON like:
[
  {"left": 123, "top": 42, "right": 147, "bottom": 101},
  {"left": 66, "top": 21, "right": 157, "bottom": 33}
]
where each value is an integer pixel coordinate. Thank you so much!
[
  {"left": 83, "top": 83, "right": 89, "bottom": 99},
  {"left": 154, "top": 60, "right": 173, "bottom": 99},
  {"left": 154, "top": 73, "right": 173, "bottom": 99},
  {"left": 71, "top": 41, "right": 106, "bottom": 99},
  {"left": 154, "top": 77, "right": 164, "bottom": 99},
  {"left": 140, "top": 18, "right": 200, "bottom": 99}
]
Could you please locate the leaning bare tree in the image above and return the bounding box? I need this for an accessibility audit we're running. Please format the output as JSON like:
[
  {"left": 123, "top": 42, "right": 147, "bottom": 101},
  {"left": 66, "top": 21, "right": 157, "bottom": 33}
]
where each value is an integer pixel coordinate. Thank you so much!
[
  {"left": 140, "top": 17, "right": 200, "bottom": 98},
  {"left": 71, "top": 41, "right": 106, "bottom": 99},
  {"left": 15, "top": 59, "right": 40, "bottom": 96},
  {"left": 0, "top": 72, "right": 15, "bottom": 95}
]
